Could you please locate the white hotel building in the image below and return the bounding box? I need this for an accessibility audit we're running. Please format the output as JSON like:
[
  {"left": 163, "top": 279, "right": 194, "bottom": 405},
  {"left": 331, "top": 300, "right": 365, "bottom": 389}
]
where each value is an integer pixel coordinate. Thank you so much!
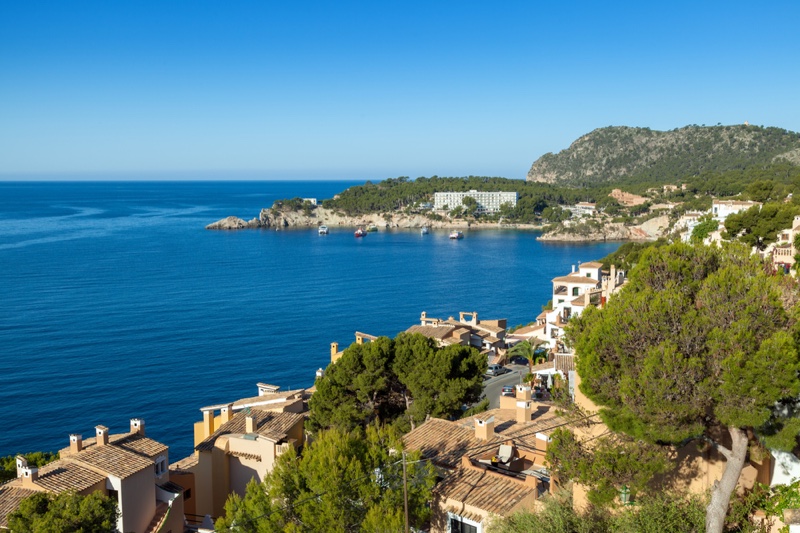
[{"left": 433, "top": 190, "right": 518, "bottom": 214}]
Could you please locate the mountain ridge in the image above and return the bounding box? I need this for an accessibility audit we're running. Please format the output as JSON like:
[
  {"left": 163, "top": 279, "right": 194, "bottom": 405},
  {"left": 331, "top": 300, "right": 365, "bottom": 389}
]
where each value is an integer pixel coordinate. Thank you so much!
[{"left": 526, "top": 124, "right": 800, "bottom": 186}]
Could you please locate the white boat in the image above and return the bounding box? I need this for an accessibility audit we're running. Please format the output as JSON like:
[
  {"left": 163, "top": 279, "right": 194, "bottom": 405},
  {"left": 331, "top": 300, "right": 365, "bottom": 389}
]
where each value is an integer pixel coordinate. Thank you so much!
[
  {"left": 420, "top": 226, "right": 429, "bottom": 235},
  {"left": 449, "top": 231, "right": 463, "bottom": 240},
  {"left": 318, "top": 225, "right": 329, "bottom": 235}
]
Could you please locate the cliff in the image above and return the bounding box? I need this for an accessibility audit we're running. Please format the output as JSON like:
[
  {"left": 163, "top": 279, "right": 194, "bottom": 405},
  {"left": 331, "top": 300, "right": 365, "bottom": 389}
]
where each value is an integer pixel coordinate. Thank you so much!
[
  {"left": 527, "top": 125, "right": 800, "bottom": 186},
  {"left": 206, "top": 207, "right": 540, "bottom": 231},
  {"left": 536, "top": 215, "right": 670, "bottom": 242}
]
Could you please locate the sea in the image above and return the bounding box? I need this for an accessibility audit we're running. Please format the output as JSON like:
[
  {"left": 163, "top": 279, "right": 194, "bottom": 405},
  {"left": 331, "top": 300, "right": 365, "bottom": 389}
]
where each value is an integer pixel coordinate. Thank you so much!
[{"left": 0, "top": 181, "right": 622, "bottom": 460}]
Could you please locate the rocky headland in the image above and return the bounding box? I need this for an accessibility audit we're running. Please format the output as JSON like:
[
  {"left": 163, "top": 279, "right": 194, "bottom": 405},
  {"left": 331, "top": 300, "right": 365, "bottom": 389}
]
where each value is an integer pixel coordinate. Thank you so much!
[
  {"left": 206, "top": 208, "right": 668, "bottom": 242},
  {"left": 206, "top": 207, "right": 543, "bottom": 231}
]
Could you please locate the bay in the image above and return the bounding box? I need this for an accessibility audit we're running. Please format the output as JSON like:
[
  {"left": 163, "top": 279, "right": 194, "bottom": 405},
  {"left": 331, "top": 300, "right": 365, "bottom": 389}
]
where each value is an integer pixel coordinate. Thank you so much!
[{"left": 0, "top": 181, "right": 622, "bottom": 460}]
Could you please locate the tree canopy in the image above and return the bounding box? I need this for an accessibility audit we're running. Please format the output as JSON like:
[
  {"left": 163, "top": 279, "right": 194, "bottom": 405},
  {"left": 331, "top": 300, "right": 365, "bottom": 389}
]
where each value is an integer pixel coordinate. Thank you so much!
[
  {"left": 0, "top": 452, "right": 58, "bottom": 482},
  {"left": 564, "top": 242, "right": 800, "bottom": 533},
  {"left": 8, "top": 490, "right": 119, "bottom": 533},
  {"left": 216, "top": 424, "right": 436, "bottom": 533},
  {"left": 307, "top": 333, "right": 486, "bottom": 433}
]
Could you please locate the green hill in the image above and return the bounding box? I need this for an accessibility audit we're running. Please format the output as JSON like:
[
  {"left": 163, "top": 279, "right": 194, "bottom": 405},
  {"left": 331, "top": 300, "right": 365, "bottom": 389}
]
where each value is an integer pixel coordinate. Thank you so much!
[{"left": 527, "top": 124, "right": 800, "bottom": 186}]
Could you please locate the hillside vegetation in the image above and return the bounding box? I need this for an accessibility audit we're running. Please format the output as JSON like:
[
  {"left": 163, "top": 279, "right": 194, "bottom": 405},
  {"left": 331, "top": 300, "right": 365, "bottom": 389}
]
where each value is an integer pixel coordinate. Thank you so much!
[{"left": 527, "top": 125, "right": 800, "bottom": 186}]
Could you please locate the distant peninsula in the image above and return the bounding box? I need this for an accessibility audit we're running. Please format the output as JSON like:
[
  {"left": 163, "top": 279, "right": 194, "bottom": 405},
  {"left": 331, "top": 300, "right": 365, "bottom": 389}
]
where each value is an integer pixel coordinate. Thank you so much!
[{"left": 207, "top": 124, "right": 800, "bottom": 243}]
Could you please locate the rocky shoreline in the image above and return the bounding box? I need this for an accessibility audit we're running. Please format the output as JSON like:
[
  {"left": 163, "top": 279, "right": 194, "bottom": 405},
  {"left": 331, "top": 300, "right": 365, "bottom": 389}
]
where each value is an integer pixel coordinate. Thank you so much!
[{"left": 205, "top": 208, "right": 668, "bottom": 242}]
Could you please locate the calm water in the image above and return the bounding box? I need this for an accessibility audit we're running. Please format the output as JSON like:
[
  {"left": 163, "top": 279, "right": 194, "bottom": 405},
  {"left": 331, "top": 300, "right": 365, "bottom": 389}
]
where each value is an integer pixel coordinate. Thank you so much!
[{"left": 0, "top": 181, "right": 621, "bottom": 459}]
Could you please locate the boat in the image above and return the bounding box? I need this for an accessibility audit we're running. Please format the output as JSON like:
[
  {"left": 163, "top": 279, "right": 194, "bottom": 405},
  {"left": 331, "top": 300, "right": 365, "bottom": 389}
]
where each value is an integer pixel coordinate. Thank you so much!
[
  {"left": 366, "top": 224, "right": 378, "bottom": 232},
  {"left": 449, "top": 231, "right": 464, "bottom": 240},
  {"left": 420, "top": 226, "right": 429, "bottom": 235},
  {"left": 318, "top": 225, "right": 329, "bottom": 235},
  {"left": 354, "top": 227, "right": 367, "bottom": 237}
]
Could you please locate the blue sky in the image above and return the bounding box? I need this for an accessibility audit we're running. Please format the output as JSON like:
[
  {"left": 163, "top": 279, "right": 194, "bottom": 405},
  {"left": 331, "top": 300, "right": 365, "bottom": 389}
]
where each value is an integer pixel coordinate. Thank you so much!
[{"left": 1, "top": 1, "right": 799, "bottom": 180}]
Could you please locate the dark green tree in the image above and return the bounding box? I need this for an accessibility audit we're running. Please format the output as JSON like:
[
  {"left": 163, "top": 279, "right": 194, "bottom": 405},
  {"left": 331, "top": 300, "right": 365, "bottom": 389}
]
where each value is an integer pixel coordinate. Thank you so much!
[
  {"left": 216, "top": 424, "right": 436, "bottom": 533},
  {"left": 690, "top": 214, "right": 719, "bottom": 242},
  {"left": 8, "top": 490, "right": 119, "bottom": 533},
  {"left": 566, "top": 242, "right": 800, "bottom": 533},
  {"left": 308, "top": 333, "right": 486, "bottom": 433}
]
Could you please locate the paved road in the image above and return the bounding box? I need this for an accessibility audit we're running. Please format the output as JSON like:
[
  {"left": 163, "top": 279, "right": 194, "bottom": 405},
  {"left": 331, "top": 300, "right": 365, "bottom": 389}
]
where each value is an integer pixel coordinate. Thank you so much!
[{"left": 482, "top": 364, "right": 528, "bottom": 408}]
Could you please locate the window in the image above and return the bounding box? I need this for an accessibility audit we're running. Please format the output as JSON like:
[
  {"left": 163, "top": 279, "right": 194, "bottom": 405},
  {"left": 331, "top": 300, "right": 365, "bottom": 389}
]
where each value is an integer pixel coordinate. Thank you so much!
[
  {"left": 586, "top": 273, "right": 591, "bottom": 278},
  {"left": 184, "top": 488, "right": 191, "bottom": 500},
  {"left": 108, "top": 489, "right": 119, "bottom": 502},
  {"left": 450, "top": 518, "right": 479, "bottom": 533},
  {"left": 154, "top": 456, "right": 167, "bottom": 477},
  {"left": 572, "top": 287, "right": 579, "bottom": 296}
]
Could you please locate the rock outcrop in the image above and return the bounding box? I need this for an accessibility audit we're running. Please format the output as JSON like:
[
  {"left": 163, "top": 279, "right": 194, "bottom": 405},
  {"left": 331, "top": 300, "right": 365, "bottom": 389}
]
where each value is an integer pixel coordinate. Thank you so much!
[
  {"left": 205, "top": 216, "right": 261, "bottom": 230},
  {"left": 536, "top": 215, "right": 669, "bottom": 242}
]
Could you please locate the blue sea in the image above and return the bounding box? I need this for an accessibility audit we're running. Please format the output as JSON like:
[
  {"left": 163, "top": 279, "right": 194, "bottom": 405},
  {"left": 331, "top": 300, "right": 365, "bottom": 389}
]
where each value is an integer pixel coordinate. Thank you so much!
[{"left": 0, "top": 181, "right": 622, "bottom": 460}]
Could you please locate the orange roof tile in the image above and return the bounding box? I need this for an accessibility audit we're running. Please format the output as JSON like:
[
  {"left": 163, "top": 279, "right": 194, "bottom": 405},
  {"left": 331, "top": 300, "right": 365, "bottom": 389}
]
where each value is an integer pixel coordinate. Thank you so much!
[
  {"left": 0, "top": 485, "right": 38, "bottom": 527},
  {"left": 196, "top": 410, "right": 304, "bottom": 452},
  {"left": 435, "top": 467, "right": 535, "bottom": 516}
]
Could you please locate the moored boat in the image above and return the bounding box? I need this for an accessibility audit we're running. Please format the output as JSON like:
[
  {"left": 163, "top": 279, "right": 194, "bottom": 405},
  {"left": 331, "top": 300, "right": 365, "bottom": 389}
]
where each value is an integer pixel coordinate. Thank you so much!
[
  {"left": 318, "top": 225, "right": 329, "bottom": 235},
  {"left": 354, "top": 227, "right": 367, "bottom": 237},
  {"left": 366, "top": 224, "right": 378, "bottom": 232},
  {"left": 420, "top": 226, "right": 429, "bottom": 235},
  {"left": 449, "top": 231, "right": 463, "bottom": 239}
]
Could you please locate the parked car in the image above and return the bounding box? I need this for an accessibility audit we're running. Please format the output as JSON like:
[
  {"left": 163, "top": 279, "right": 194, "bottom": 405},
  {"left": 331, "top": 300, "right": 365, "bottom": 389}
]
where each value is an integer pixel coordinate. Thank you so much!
[
  {"left": 487, "top": 364, "right": 508, "bottom": 376},
  {"left": 501, "top": 385, "right": 515, "bottom": 396}
]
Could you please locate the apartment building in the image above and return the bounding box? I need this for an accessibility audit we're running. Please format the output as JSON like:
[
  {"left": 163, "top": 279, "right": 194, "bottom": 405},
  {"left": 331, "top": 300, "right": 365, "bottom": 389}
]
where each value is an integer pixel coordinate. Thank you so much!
[{"left": 433, "top": 191, "right": 518, "bottom": 214}]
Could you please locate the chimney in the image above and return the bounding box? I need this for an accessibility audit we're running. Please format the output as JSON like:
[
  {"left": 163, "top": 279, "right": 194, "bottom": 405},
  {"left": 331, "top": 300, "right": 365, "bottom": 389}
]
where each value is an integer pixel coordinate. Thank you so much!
[
  {"left": 95, "top": 425, "right": 109, "bottom": 446},
  {"left": 516, "top": 400, "right": 533, "bottom": 423},
  {"left": 330, "top": 342, "right": 338, "bottom": 358},
  {"left": 584, "top": 290, "right": 591, "bottom": 306},
  {"left": 130, "top": 418, "right": 145, "bottom": 436},
  {"left": 15, "top": 456, "right": 27, "bottom": 478},
  {"left": 472, "top": 311, "right": 478, "bottom": 325},
  {"left": 420, "top": 311, "right": 427, "bottom": 324},
  {"left": 515, "top": 384, "right": 532, "bottom": 401},
  {"left": 610, "top": 265, "right": 617, "bottom": 288},
  {"left": 475, "top": 416, "right": 495, "bottom": 441},
  {"left": 246, "top": 415, "right": 256, "bottom": 434},
  {"left": 202, "top": 410, "right": 214, "bottom": 438},
  {"left": 20, "top": 465, "right": 38, "bottom": 488},
  {"left": 571, "top": 264, "right": 576, "bottom": 273},
  {"left": 69, "top": 434, "right": 83, "bottom": 454},
  {"left": 315, "top": 368, "right": 324, "bottom": 380},
  {"left": 220, "top": 405, "right": 233, "bottom": 425}
]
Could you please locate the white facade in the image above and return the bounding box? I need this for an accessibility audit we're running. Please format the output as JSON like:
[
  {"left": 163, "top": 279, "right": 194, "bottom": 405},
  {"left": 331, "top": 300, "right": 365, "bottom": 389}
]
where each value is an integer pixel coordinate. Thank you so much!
[
  {"left": 434, "top": 190, "right": 518, "bottom": 214},
  {"left": 566, "top": 202, "right": 596, "bottom": 217},
  {"left": 711, "top": 200, "right": 760, "bottom": 221}
]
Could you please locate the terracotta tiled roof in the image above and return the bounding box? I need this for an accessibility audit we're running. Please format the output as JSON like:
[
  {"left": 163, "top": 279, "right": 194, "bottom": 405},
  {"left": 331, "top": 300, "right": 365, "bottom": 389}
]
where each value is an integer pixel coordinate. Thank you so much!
[
  {"left": 404, "top": 418, "right": 499, "bottom": 469},
  {"left": 33, "top": 460, "right": 107, "bottom": 492},
  {"left": 0, "top": 484, "right": 38, "bottom": 527},
  {"left": 555, "top": 354, "right": 576, "bottom": 373},
  {"left": 112, "top": 433, "right": 168, "bottom": 459},
  {"left": 73, "top": 445, "right": 153, "bottom": 479},
  {"left": 196, "top": 410, "right": 304, "bottom": 452},
  {"left": 579, "top": 261, "right": 603, "bottom": 268},
  {"left": 170, "top": 454, "right": 198, "bottom": 474},
  {"left": 551, "top": 275, "right": 601, "bottom": 285},
  {"left": 512, "top": 324, "right": 545, "bottom": 335},
  {"left": 435, "top": 468, "right": 535, "bottom": 516},
  {"left": 406, "top": 324, "right": 456, "bottom": 340},
  {"left": 570, "top": 296, "right": 586, "bottom": 307},
  {"left": 529, "top": 361, "right": 555, "bottom": 373}
]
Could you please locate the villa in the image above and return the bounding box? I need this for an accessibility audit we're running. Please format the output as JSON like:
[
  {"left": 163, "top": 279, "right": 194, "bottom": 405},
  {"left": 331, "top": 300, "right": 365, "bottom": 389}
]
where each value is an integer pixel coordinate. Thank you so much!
[{"left": 0, "top": 420, "right": 183, "bottom": 533}]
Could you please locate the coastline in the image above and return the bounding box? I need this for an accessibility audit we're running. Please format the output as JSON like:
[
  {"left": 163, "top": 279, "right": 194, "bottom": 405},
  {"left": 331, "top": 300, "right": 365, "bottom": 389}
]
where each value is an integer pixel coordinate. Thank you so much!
[{"left": 206, "top": 208, "right": 669, "bottom": 242}]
